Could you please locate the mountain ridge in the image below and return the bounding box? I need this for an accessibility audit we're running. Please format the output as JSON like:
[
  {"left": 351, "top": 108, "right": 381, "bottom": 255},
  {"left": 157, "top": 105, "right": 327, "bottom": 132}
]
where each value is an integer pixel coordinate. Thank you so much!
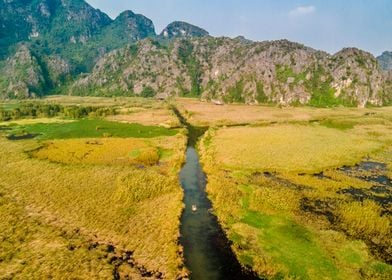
[
  {"left": 70, "top": 37, "right": 391, "bottom": 107},
  {"left": 0, "top": 0, "right": 391, "bottom": 106}
]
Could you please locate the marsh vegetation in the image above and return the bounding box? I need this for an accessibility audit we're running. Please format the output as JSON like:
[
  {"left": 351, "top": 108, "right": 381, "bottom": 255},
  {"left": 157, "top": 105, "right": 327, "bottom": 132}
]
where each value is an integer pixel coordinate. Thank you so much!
[
  {"left": 195, "top": 100, "right": 392, "bottom": 279},
  {"left": 0, "top": 96, "right": 391, "bottom": 279},
  {"left": 0, "top": 97, "right": 187, "bottom": 279}
]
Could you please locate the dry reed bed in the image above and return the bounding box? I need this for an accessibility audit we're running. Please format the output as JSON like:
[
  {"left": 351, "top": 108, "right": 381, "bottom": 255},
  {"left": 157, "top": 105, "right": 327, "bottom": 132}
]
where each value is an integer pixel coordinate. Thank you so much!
[
  {"left": 0, "top": 132, "right": 187, "bottom": 279},
  {"left": 108, "top": 108, "right": 181, "bottom": 128},
  {"left": 177, "top": 98, "right": 392, "bottom": 126},
  {"left": 198, "top": 115, "right": 392, "bottom": 279},
  {"left": 31, "top": 136, "right": 183, "bottom": 168}
]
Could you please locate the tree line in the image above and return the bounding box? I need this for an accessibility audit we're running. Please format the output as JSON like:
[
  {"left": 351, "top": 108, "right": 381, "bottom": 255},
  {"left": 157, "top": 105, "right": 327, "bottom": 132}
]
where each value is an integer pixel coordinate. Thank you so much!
[{"left": 0, "top": 103, "right": 117, "bottom": 121}]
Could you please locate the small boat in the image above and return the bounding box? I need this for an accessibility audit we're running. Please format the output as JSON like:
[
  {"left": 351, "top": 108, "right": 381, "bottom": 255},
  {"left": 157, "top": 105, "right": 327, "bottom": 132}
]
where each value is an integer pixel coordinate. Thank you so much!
[{"left": 191, "top": 204, "right": 197, "bottom": 212}]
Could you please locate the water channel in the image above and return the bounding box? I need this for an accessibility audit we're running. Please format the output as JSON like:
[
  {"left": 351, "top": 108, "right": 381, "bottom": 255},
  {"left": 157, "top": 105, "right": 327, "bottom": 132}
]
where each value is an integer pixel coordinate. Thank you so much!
[{"left": 176, "top": 107, "right": 257, "bottom": 280}]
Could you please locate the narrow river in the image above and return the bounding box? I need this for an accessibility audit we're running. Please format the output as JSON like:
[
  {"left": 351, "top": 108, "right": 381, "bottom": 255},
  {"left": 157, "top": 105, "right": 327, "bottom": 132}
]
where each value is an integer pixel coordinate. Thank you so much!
[{"left": 179, "top": 141, "right": 257, "bottom": 279}]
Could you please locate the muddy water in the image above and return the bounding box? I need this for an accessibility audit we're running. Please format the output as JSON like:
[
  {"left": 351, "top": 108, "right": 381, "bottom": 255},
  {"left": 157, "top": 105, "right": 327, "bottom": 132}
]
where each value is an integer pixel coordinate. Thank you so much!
[
  {"left": 179, "top": 147, "right": 256, "bottom": 280},
  {"left": 6, "top": 133, "right": 40, "bottom": 140},
  {"left": 339, "top": 161, "right": 392, "bottom": 209}
]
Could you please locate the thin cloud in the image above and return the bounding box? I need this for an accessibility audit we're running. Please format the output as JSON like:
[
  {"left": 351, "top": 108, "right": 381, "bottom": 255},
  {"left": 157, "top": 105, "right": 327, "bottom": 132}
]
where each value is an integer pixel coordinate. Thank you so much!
[{"left": 289, "top": 5, "right": 316, "bottom": 17}]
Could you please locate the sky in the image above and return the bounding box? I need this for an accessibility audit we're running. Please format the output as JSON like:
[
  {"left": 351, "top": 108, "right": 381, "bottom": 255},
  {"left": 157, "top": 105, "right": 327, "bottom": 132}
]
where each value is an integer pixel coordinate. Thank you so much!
[{"left": 86, "top": 0, "right": 392, "bottom": 56}]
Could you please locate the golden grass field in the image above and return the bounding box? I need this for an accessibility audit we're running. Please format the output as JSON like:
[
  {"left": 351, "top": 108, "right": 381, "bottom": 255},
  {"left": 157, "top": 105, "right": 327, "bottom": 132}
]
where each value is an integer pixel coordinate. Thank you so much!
[
  {"left": 195, "top": 100, "right": 392, "bottom": 279},
  {"left": 0, "top": 97, "right": 189, "bottom": 279},
  {"left": 0, "top": 134, "right": 188, "bottom": 278},
  {"left": 1, "top": 96, "right": 392, "bottom": 279},
  {"left": 177, "top": 97, "right": 392, "bottom": 126},
  {"left": 108, "top": 108, "right": 181, "bottom": 128},
  {"left": 31, "top": 135, "right": 183, "bottom": 167},
  {"left": 44, "top": 95, "right": 166, "bottom": 108},
  {"left": 210, "top": 124, "right": 387, "bottom": 173}
]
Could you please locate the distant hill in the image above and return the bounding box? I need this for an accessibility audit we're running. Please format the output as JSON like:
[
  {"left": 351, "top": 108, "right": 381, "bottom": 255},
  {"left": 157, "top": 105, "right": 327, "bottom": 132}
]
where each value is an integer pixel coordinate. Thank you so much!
[
  {"left": 377, "top": 51, "right": 392, "bottom": 71},
  {"left": 0, "top": 0, "right": 391, "bottom": 106},
  {"left": 159, "top": 21, "right": 209, "bottom": 39},
  {"left": 0, "top": 0, "right": 155, "bottom": 71}
]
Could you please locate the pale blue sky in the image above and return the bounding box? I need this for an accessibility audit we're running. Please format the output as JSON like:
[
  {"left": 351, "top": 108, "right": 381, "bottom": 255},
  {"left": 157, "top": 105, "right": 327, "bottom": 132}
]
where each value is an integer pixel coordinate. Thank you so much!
[{"left": 86, "top": 0, "right": 392, "bottom": 55}]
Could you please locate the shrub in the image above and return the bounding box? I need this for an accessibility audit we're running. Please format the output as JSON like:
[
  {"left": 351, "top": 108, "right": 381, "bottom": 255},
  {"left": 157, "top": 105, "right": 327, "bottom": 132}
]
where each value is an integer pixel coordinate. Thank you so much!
[
  {"left": 134, "top": 147, "right": 160, "bottom": 166},
  {"left": 337, "top": 200, "right": 391, "bottom": 242},
  {"left": 0, "top": 102, "right": 117, "bottom": 121},
  {"left": 140, "top": 86, "right": 156, "bottom": 98}
]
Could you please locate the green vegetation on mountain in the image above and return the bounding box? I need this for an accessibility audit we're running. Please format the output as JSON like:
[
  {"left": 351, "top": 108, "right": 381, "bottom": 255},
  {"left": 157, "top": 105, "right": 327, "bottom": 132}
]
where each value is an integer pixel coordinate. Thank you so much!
[
  {"left": 72, "top": 38, "right": 392, "bottom": 107},
  {"left": 1, "top": 0, "right": 391, "bottom": 106},
  {"left": 177, "top": 40, "right": 202, "bottom": 96},
  {"left": 0, "top": 0, "right": 156, "bottom": 91},
  {"left": 159, "top": 21, "right": 209, "bottom": 39}
]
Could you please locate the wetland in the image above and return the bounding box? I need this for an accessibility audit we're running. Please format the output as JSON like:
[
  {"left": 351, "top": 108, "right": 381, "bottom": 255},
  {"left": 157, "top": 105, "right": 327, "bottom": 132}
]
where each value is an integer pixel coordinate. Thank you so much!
[{"left": 0, "top": 97, "right": 391, "bottom": 279}]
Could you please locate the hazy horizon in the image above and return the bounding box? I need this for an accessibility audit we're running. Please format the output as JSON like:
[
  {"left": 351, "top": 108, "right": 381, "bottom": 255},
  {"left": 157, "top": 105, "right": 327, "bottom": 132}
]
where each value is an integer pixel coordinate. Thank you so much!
[{"left": 86, "top": 0, "right": 392, "bottom": 56}]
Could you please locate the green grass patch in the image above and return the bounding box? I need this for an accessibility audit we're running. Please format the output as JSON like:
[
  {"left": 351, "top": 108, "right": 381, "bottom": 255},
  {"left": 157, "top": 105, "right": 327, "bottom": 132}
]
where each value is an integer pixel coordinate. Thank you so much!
[
  {"left": 10, "top": 119, "right": 178, "bottom": 140},
  {"left": 241, "top": 211, "right": 339, "bottom": 279},
  {"left": 319, "top": 118, "right": 356, "bottom": 130},
  {"left": 0, "top": 103, "right": 20, "bottom": 111},
  {"left": 158, "top": 148, "right": 174, "bottom": 160},
  {"left": 128, "top": 149, "right": 142, "bottom": 158},
  {"left": 337, "top": 242, "right": 365, "bottom": 265}
]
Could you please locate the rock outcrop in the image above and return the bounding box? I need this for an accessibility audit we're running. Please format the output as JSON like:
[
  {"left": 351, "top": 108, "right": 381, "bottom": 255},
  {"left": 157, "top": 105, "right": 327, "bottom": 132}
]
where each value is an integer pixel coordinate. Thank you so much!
[
  {"left": 1, "top": 44, "right": 46, "bottom": 98},
  {"left": 377, "top": 51, "right": 392, "bottom": 71},
  {"left": 160, "top": 21, "right": 209, "bottom": 39},
  {"left": 71, "top": 38, "right": 391, "bottom": 107}
]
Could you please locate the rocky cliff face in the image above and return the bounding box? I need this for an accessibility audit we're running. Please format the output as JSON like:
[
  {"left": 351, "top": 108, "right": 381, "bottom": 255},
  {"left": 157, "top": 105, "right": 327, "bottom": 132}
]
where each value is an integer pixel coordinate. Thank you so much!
[
  {"left": 71, "top": 40, "right": 190, "bottom": 98},
  {"left": 377, "top": 51, "right": 392, "bottom": 71},
  {"left": 101, "top": 11, "right": 155, "bottom": 42},
  {"left": 0, "top": 0, "right": 161, "bottom": 97},
  {"left": 0, "top": 44, "right": 71, "bottom": 98},
  {"left": 0, "top": 44, "right": 46, "bottom": 98},
  {"left": 71, "top": 38, "right": 391, "bottom": 107},
  {"left": 159, "top": 21, "right": 209, "bottom": 39}
]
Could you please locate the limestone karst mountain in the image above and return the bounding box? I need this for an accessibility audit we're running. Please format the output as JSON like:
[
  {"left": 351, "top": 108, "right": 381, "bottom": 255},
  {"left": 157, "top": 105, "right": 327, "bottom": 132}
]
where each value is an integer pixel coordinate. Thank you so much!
[
  {"left": 0, "top": 0, "right": 391, "bottom": 106},
  {"left": 71, "top": 38, "right": 391, "bottom": 107}
]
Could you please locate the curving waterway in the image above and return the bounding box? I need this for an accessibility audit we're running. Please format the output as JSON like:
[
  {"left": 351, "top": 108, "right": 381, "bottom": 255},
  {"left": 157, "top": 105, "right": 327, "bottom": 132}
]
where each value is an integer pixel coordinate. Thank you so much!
[{"left": 177, "top": 116, "right": 257, "bottom": 279}]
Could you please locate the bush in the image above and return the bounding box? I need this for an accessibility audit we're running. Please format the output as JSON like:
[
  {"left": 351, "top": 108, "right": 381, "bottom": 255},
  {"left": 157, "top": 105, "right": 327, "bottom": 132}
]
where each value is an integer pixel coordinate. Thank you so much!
[{"left": 140, "top": 86, "right": 156, "bottom": 98}]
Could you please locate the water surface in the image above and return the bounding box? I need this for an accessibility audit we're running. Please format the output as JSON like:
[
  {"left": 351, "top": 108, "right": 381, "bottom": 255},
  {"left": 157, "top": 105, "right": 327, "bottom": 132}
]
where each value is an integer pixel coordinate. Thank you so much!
[{"left": 179, "top": 147, "right": 256, "bottom": 280}]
